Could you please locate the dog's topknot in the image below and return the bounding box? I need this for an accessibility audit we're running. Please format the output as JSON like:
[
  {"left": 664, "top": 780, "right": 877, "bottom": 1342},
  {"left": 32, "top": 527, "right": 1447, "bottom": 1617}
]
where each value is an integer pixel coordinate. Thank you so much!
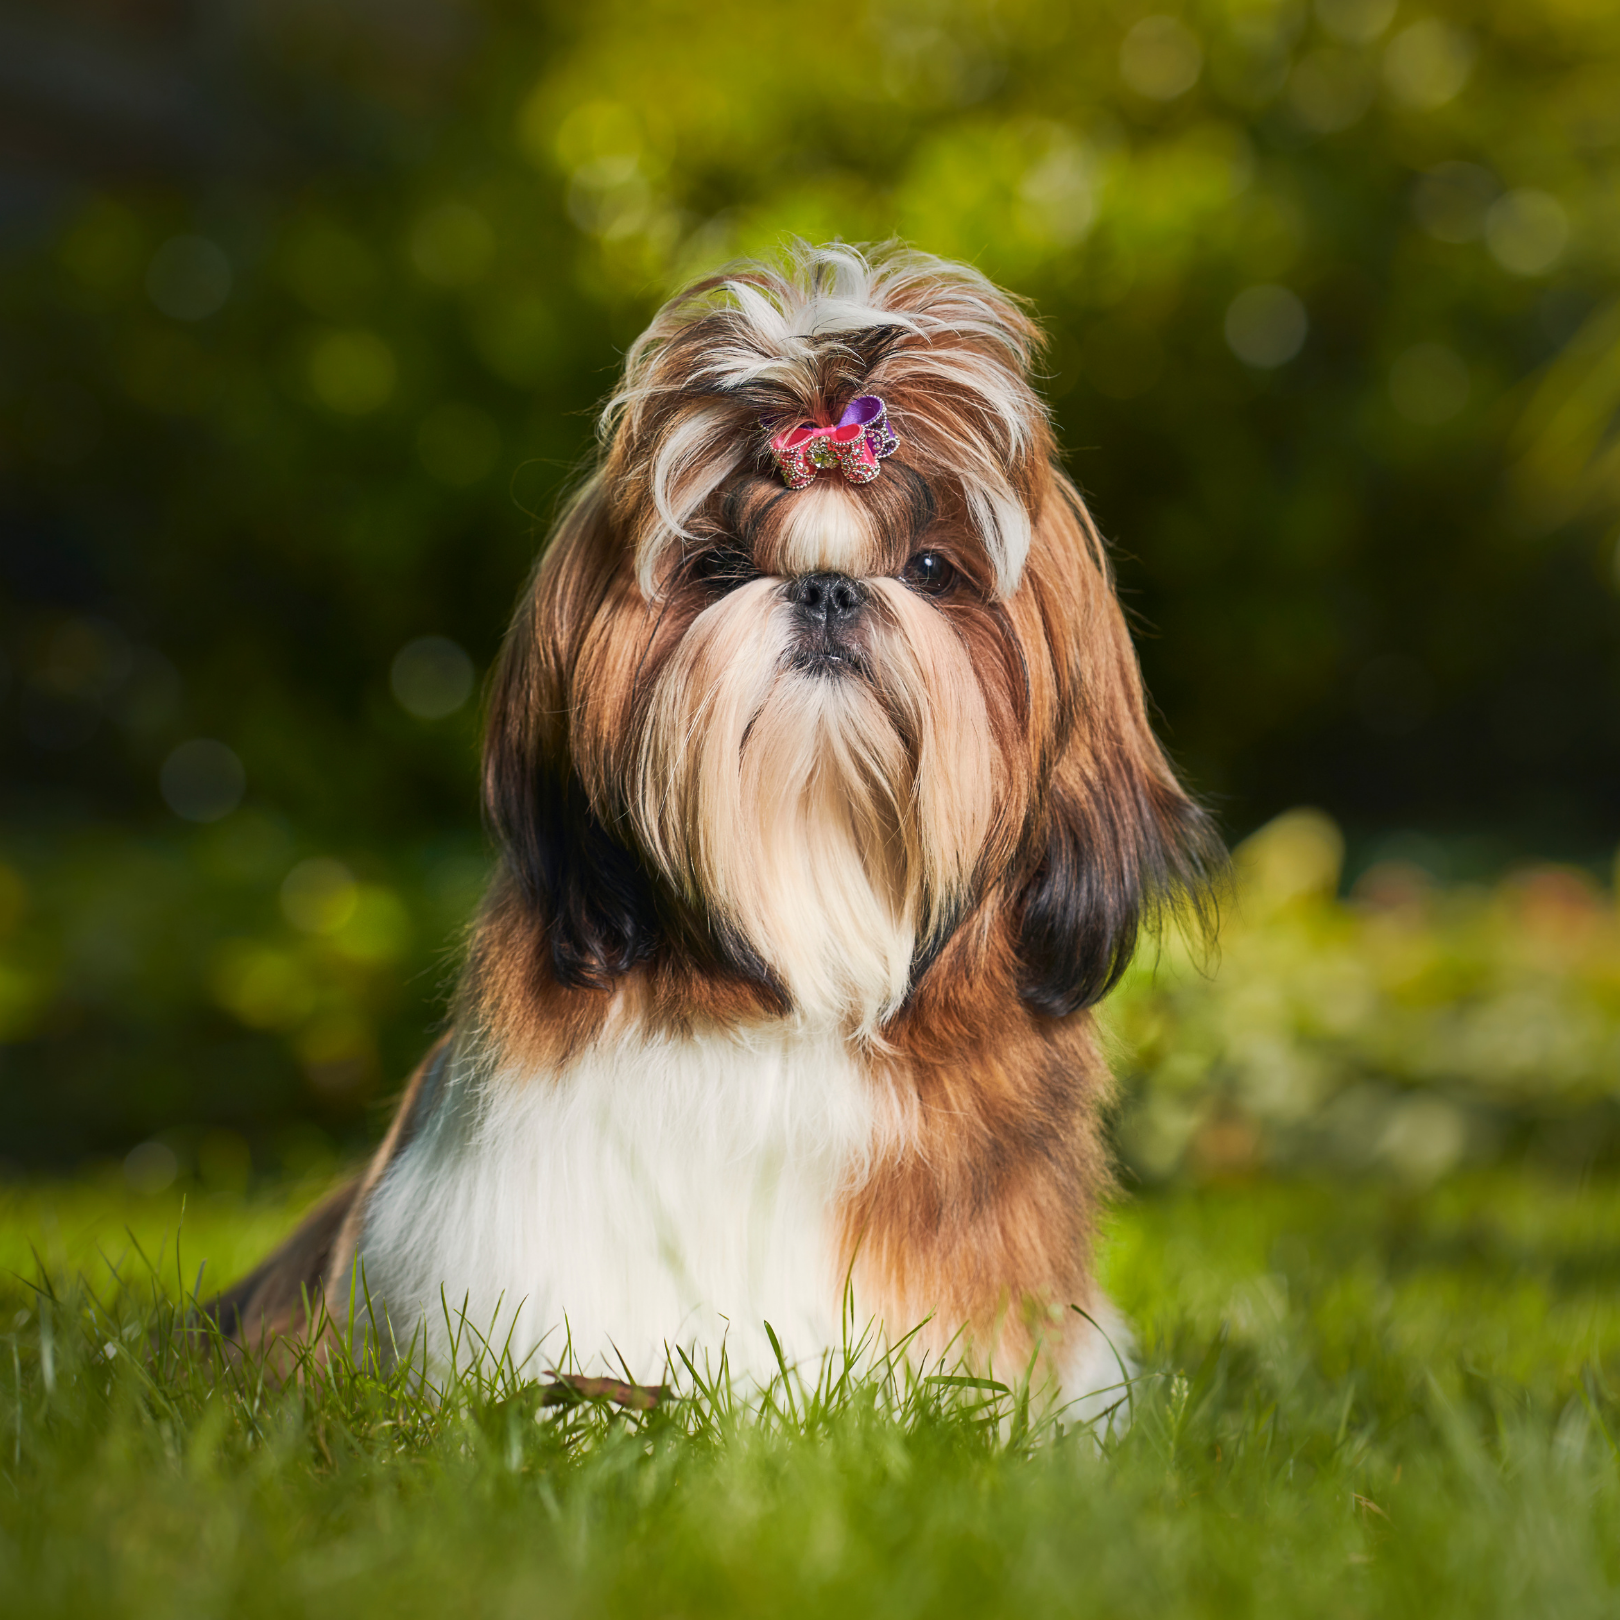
[{"left": 602, "top": 240, "right": 1051, "bottom": 598}]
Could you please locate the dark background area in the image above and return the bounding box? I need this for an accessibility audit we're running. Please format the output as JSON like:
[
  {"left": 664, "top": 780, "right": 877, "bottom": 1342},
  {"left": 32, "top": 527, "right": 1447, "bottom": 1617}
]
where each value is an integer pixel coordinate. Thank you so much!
[{"left": 2, "top": 0, "right": 1617, "bottom": 1169}]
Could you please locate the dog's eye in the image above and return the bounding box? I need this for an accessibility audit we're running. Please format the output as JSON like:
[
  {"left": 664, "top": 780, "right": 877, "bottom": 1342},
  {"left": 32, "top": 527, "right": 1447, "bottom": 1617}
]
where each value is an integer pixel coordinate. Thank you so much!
[
  {"left": 902, "top": 552, "right": 957, "bottom": 595},
  {"left": 688, "top": 546, "right": 755, "bottom": 589}
]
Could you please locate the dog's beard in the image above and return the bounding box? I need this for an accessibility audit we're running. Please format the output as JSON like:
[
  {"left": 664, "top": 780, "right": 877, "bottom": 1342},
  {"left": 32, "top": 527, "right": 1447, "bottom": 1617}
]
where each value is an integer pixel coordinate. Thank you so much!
[{"left": 631, "top": 577, "right": 999, "bottom": 1032}]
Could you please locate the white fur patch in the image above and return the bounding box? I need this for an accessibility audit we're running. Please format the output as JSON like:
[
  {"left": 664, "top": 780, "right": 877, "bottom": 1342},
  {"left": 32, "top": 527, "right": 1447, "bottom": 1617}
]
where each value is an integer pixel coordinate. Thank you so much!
[
  {"left": 775, "top": 483, "right": 879, "bottom": 578},
  {"left": 351, "top": 1024, "right": 895, "bottom": 1387}
]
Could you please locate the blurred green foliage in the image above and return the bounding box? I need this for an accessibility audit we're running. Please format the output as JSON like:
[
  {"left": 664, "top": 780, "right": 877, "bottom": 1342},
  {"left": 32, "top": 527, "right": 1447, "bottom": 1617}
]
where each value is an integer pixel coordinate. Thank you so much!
[
  {"left": 1107, "top": 808, "right": 1620, "bottom": 1182},
  {"left": 2, "top": 0, "right": 1618, "bottom": 1161}
]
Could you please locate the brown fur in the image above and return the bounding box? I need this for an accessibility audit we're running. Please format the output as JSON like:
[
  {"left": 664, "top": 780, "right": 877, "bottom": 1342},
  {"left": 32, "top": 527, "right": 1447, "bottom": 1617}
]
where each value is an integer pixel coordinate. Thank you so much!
[{"left": 208, "top": 1179, "right": 359, "bottom": 1350}]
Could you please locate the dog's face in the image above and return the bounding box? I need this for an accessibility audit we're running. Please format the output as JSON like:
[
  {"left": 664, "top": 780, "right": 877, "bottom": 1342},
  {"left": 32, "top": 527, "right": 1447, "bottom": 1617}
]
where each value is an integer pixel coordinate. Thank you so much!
[{"left": 480, "top": 246, "right": 1213, "bottom": 1040}]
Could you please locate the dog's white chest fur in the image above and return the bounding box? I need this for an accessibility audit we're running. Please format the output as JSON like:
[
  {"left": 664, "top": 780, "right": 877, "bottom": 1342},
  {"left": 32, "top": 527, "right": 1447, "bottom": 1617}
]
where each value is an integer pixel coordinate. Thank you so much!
[{"left": 354, "top": 1024, "right": 884, "bottom": 1385}]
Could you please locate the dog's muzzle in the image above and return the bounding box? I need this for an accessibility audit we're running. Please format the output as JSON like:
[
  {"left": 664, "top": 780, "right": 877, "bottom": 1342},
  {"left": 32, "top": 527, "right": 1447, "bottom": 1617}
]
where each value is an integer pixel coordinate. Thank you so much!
[{"left": 787, "top": 572, "right": 868, "bottom": 673}]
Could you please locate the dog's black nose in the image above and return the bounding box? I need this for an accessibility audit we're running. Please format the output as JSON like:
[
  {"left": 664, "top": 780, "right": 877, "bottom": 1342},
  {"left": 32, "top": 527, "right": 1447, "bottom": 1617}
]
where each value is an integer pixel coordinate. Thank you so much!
[{"left": 788, "top": 572, "right": 865, "bottom": 628}]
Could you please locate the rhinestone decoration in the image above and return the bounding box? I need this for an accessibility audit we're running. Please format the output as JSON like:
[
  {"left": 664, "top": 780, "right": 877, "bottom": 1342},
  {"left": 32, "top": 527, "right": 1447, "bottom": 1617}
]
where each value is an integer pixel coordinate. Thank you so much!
[{"left": 766, "top": 394, "right": 899, "bottom": 489}]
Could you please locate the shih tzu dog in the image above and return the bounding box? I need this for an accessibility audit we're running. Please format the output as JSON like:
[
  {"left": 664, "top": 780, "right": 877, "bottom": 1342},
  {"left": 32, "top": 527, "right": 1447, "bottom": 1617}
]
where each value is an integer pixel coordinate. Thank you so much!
[{"left": 218, "top": 242, "right": 1216, "bottom": 1412}]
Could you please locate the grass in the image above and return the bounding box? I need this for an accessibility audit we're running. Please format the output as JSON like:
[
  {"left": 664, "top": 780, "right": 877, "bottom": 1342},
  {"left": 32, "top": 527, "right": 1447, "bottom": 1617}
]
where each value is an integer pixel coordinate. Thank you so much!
[{"left": 3, "top": 1168, "right": 1619, "bottom": 1617}]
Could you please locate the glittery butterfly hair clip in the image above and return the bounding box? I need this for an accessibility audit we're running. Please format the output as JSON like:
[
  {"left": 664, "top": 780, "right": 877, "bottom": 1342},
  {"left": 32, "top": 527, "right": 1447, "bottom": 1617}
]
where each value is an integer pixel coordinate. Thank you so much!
[{"left": 766, "top": 395, "right": 900, "bottom": 490}]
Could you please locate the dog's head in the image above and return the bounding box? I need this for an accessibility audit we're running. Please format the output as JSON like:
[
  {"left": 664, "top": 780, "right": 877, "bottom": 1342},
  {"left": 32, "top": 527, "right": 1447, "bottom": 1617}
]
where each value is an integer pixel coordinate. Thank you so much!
[{"left": 482, "top": 243, "right": 1216, "bottom": 1037}]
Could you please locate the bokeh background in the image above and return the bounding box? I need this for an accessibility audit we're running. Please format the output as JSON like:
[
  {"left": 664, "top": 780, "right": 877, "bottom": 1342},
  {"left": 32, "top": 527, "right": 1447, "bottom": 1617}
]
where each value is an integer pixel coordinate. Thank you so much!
[{"left": 2, "top": 0, "right": 1617, "bottom": 1185}]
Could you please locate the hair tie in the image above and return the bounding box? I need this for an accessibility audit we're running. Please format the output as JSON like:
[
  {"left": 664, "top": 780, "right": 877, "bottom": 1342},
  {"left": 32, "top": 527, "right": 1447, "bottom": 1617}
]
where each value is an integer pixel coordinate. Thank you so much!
[{"left": 767, "top": 395, "right": 899, "bottom": 490}]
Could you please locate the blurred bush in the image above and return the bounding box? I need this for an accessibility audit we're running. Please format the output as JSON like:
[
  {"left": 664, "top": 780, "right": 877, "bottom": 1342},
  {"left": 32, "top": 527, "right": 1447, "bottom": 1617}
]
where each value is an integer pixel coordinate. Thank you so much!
[
  {"left": 1108, "top": 809, "right": 1620, "bottom": 1183},
  {"left": 0, "top": 823, "right": 488, "bottom": 1167},
  {"left": 1, "top": 0, "right": 1618, "bottom": 1161}
]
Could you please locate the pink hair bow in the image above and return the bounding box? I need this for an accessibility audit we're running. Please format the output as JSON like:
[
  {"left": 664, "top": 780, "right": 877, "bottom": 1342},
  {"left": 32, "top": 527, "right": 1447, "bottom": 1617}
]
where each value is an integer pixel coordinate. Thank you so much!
[{"left": 767, "top": 395, "right": 899, "bottom": 490}]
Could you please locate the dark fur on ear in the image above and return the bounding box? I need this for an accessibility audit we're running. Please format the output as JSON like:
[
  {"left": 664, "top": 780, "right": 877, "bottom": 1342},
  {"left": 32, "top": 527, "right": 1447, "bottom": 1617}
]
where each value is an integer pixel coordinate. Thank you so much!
[
  {"left": 1015, "top": 481, "right": 1224, "bottom": 1017},
  {"left": 1018, "top": 770, "right": 1221, "bottom": 1017},
  {"left": 482, "top": 485, "right": 661, "bottom": 992},
  {"left": 487, "top": 758, "right": 658, "bottom": 990}
]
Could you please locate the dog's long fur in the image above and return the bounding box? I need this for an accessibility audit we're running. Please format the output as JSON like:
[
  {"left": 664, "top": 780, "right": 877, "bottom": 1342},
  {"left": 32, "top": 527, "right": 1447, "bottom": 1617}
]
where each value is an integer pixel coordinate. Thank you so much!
[{"left": 215, "top": 243, "right": 1218, "bottom": 1406}]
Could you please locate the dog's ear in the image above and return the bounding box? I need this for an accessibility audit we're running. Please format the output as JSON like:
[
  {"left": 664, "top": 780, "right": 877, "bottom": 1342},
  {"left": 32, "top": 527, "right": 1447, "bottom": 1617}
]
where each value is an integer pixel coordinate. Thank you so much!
[
  {"left": 1015, "top": 487, "right": 1222, "bottom": 1017},
  {"left": 482, "top": 481, "right": 659, "bottom": 990},
  {"left": 1017, "top": 752, "right": 1219, "bottom": 1017}
]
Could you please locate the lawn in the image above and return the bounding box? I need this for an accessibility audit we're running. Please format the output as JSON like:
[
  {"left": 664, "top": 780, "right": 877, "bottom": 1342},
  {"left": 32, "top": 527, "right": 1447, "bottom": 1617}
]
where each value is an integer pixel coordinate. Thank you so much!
[{"left": 3, "top": 1165, "right": 1617, "bottom": 1618}]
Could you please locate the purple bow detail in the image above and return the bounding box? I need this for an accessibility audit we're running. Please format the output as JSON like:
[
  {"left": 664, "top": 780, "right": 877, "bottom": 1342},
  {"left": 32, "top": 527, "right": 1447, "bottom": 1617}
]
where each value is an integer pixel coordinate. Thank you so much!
[{"left": 767, "top": 395, "right": 900, "bottom": 489}]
